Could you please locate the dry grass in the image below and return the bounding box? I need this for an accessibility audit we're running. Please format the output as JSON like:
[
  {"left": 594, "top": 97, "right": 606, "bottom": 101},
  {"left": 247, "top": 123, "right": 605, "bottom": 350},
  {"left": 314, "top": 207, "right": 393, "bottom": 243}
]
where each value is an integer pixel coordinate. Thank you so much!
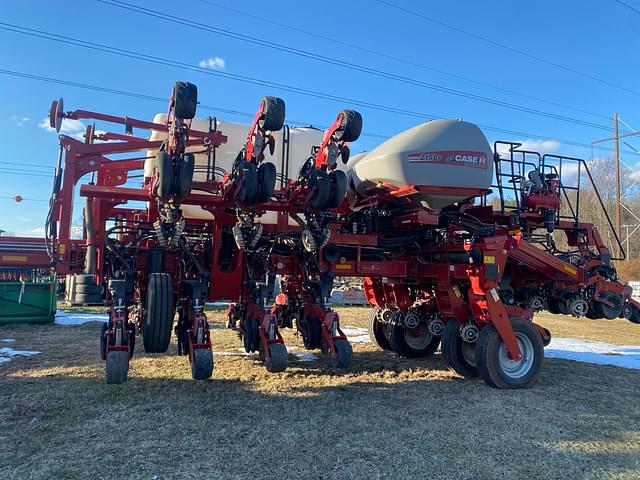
[{"left": 1, "top": 307, "right": 640, "bottom": 480}]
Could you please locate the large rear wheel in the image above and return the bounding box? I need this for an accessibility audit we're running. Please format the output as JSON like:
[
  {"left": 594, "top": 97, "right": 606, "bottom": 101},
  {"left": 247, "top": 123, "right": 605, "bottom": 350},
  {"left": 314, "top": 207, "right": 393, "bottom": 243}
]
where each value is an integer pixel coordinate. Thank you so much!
[
  {"left": 475, "top": 320, "right": 544, "bottom": 389},
  {"left": 142, "top": 273, "right": 175, "bottom": 353}
]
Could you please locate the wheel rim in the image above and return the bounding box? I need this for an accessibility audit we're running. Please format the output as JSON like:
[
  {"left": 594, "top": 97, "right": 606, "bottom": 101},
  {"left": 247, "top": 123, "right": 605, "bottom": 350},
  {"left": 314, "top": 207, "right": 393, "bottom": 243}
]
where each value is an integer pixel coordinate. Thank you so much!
[
  {"left": 403, "top": 326, "right": 432, "bottom": 350},
  {"left": 461, "top": 341, "right": 476, "bottom": 366},
  {"left": 498, "top": 333, "right": 534, "bottom": 379}
]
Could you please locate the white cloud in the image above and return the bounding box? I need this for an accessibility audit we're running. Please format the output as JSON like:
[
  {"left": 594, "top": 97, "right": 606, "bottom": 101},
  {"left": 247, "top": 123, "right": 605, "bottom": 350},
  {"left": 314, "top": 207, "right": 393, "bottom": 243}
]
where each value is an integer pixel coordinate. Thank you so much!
[
  {"left": 38, "top": 117, "right": 86, "bottom": 140},
  {"left": 22, "top": 227, "right": 46, "bottom": 236},
  {"left": 11, "top": 114, "right": 31, "bottom": 127},
  {"left": 198, "top": 56, "right": 226, "bottom": 70}
]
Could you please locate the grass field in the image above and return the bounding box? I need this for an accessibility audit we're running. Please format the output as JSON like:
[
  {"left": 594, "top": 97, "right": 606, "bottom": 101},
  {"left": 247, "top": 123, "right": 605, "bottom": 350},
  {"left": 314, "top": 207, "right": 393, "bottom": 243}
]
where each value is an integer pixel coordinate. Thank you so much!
[{"left": 1, "top": 308, "right": 640, "bottom": 480}]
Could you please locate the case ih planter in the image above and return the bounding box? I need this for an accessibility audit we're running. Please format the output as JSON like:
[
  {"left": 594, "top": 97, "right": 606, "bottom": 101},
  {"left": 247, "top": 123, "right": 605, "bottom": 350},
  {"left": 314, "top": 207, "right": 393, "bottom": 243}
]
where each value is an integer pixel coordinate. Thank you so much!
[{"left": 46, "top": 81, "right": 639, "bottom": 388}]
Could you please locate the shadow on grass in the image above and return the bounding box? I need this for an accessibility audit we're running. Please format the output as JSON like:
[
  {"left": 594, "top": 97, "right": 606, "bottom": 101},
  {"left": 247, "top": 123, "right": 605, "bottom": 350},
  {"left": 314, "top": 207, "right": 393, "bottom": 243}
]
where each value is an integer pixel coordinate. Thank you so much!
[{"left": 2, "top": 320, "right": 640, "bottom": 479}]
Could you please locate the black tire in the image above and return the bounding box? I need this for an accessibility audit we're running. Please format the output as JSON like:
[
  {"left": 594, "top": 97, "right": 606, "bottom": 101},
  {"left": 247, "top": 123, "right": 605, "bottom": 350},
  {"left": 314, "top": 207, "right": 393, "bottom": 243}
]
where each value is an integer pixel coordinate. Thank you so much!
[
  {"left": 558, "top": 300, "right": 569, "bottom": 316},
  {"left": 175, "top": 153, "right": 195, "bottom": 198},
  {"left": 301, "top": 316, "right": 322, "bottom": 349},
  {"left": 328, "top": 170, "right": 348, "bottom": 208},
  {"left": 174, "top": 81, "right": 198, "bottom": 120},
  {"left": 630, "top": 305, "right": 640, "bottom": 324},
  {"left": 74, "top": 293, "right": 103, "bottom": 304},
  {"left": 106, "top": 350, "right": 129, "bottom": 384},
  {"left": 595, "top": 293, "right": 623, "bottom": 320},
  {"left": 475, "top": 320, "right": 544, "bottom": 389},
  {"left": 547, "top": 297, "right": 561, "bottom": 315},
  {"left": 256, "top": 162, "right": 276, "bottom": 203},
  {"left": 226, "top": 310, "right": 236, "bottom": 329},
  {"left": 258, "top": 96, "right": 285, "bottom": 131},
  {"left": 100, "top": 323, "right": 108, "bottom": 361},
  {"left": 367, "top": 307, "right": 391, "bottom": 351},
  {"left": 265, "top": 343, "right": 288, "bottom": 373},
  {"left": 76, "top": 283, "right": 102, "bottom": 295},
  {"left": 308, "top": 169, "right": 331, "bottom": 210},
  {"left": 388, "top": 323, "right": 440, "bottom": 358},
  {"left": 156, "top": 150, "right": 174, "bottom": 198},
  {"left": 441, "top": 319, "right": 478, "bottom": 378},
  {"left": 191, "top": 348, "right": 214, "bottom": 380},
  {"left": 243, "top": 318, "right": 260, "bottom": 353},
  {"left": 236, "top": 161, "right": 258, "bottom": 204},
  {"left": 127, "top": 325, "right": 136, "bottom": 359},
  {"left": 334, "top": 110, "right": 362, "bottom": 143},
  {"left": 75, "top": 273, "right": 96, "bottom": 285},
  {"left": 326, "top": 339, "right": 352, "bottom": 369},
  {"left": 143, "top": 273, "right": 175, "bottom": 353}
]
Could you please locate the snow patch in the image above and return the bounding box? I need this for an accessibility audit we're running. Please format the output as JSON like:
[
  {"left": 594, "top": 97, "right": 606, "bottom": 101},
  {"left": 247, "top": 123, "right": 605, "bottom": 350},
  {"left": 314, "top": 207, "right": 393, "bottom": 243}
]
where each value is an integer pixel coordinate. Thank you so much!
[
  {"left": 54, "top": 311, "right": 109, "bottom": 325},
  {"left": 1, "top": 338, "right": 16, "bottom": 343},
  {"left": 205, "top": 301, "right": 230, "bottom": 308},
  {"left": 294, "top": 352, "right": 319, "bottom": 361},
  {"left": 342, "top": 326, "right": 370, "bottom": 343},
  {"left": 546, "top": 337, "right": 640, "bottom": 370},
  {"left": 0, "top": 347, "right": 40, "bottom": 365}
]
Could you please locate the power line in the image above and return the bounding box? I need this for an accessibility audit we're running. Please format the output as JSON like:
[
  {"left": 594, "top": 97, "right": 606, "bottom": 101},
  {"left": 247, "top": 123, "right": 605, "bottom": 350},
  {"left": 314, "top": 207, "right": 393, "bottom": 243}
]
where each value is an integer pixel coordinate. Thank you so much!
[
  {"left": 0, "top": 69, "right": 387, "bottom": 139},
  {"left": 195, "top": 0, "right": 611, "bottom": 122},
  {"left": 616, "top": 0, "right": 640, "bottom": 15},
  {"left": 1, "top": 68, "right": 638, "bottom": 157},
  {"left": 0, "top": 161, "right": 52, "bottom": 170},
  {"left": 0, "top": 169, "right": 54, "bottom": 178},
  {"left": 374, "top": 0, "right": 640, "bottom": 98},
  {"left": 94, "top": 1, "right": 614, "bottom": 132}
]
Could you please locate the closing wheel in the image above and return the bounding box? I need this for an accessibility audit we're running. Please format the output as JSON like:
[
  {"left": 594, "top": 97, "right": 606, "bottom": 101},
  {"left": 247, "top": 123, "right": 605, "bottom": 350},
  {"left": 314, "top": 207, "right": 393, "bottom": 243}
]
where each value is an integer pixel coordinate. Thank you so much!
[
  {"left": 191, "top": 348, "right": 214, "bottom": 380},
  {"left": 327, "top": 170, "right": 348, "bottom": 208},
  {"left": 475, "top": 320, "right": 544, "bottom": 389},
  {"left": 173, "top": 81, "right": 198, "bottom": 120},
  {"left": 256, "top": 162, "right": 276, "bottom": 203},
  {"left": 325, "top": 339, "right": 352, "bottom": 369},
  {"left": 143, "top": 273, "right": 175, "bottom": 353},
  {"left": 307, "top": 169, "right": 331, "bottom": 209},
  {"left": 595, "top": 293, "right": 623, "bottom": 319},
  {"left": 106, "top": 350, "right": 129, "bottom": 384},
  {"left": 236, "top": 161, "right": 258, "bottom": 204},
  {"left": 334, "top": 110, "right": 362, "bottom": 143},
  {"left": 367, "top": 307, "right": 391, "bottom": 351},
  {"left": 258, "top": 96, "right": 285, "bottom": 131},
  {"left": 389, "top": 323, "right": 440, "bottom": 358},
  {"left": 175, "top": 153, "right": 195, "bottom": 198},
  {"left": 441, "top": 320, "right": 478, "bottom": 378},
  {"left": 156, "top": 150, "right": 174, "bottom": 198},
  {"left": 243, "top": 318, "right": 260, "bottom": 353},
  {"left": 265, "top": 343, "right": 288, "bottom": 373},
  {"left": 300, "top": 316, "right": 322, "bottom": 349}
]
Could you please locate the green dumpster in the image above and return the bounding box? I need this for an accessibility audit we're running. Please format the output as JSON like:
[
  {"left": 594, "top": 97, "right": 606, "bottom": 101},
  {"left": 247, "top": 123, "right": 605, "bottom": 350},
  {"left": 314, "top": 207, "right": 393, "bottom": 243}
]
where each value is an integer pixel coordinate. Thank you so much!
[{"left": 0, "top": 273, "right": 57, "bottom": 324}]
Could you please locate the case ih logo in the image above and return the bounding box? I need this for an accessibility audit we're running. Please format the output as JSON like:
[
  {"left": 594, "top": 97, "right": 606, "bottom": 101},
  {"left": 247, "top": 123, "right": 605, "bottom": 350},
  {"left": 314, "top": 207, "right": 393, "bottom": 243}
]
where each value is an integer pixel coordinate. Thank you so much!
[{"left": 408, "top": 150, "right": 488, "bottom": 169}]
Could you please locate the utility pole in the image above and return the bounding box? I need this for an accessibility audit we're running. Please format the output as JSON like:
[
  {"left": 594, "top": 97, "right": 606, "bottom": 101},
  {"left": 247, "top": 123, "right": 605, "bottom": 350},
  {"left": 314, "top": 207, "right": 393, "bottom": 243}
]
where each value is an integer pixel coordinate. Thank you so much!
[{"left": 614, "top": 112, "right": 621, "bottom": 258}]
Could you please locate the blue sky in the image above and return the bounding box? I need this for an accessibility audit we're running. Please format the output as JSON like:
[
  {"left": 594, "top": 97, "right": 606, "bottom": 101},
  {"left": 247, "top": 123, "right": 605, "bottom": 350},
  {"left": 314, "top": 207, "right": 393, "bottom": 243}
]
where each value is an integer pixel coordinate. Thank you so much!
[{"left": 1, "top": 0, "right": 639, "bottom": 236}]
